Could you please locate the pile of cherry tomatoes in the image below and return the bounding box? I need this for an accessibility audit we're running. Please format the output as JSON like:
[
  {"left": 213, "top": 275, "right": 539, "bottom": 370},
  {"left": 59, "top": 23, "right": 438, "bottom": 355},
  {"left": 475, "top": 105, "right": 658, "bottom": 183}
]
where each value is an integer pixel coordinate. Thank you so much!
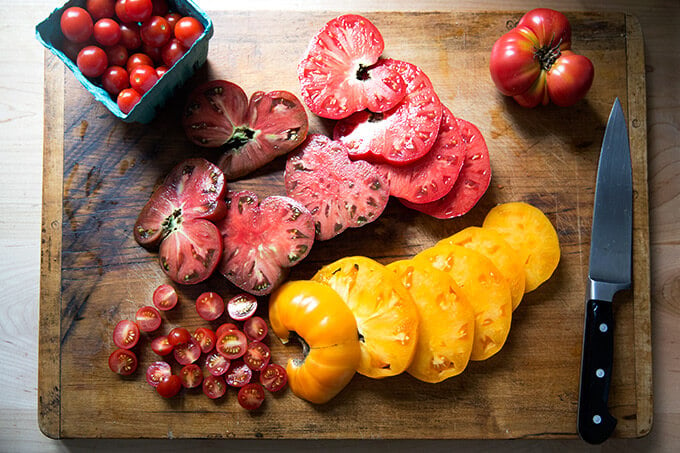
[
  {"left": 108, "top": 284, "right": 288, "bottom": 411},
  {"left": 59, "top": 0, "right": 205, "bottom": 113}
]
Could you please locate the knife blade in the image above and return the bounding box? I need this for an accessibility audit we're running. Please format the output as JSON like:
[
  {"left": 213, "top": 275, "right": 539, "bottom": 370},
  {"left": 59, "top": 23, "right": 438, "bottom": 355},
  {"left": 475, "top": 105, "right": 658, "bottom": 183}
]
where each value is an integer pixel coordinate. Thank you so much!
[{"left": 577, "top": 97, "right": 633, "bottom": 444}]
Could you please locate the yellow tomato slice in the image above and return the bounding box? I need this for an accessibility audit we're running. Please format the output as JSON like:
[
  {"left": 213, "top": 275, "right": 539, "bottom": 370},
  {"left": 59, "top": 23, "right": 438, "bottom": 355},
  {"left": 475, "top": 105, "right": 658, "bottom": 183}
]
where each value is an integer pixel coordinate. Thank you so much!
[
  {"left": 482, "top": 202, "right": 560, "bottom": 292},
  {"left": 312, "top": 256, "right": 419, "bottom": 379},
  {"left": 387, "top": 258, "right": 475, "bottom": 383},
  {"left": 440, "top": 226, "right": 526, "bottom": 310},
  {"left": 268, "top": 280, "right": 361, "bottom": 404},
  {"left": 416, "top": 243, "right": 512, "bottom": 361}
]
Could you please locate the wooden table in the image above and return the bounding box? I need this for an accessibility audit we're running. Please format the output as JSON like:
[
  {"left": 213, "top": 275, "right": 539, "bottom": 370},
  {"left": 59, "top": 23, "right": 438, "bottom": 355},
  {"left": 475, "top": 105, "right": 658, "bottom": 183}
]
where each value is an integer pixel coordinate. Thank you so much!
[{"left": 1, "top": 0, "right": 678, "bottom": 451}]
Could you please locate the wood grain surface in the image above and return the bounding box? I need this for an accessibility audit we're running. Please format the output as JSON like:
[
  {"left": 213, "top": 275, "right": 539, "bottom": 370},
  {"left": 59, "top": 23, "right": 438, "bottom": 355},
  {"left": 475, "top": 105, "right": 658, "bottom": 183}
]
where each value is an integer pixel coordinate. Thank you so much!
[{"left": 38, "top": 10, "right": 651, "bottom": 440}]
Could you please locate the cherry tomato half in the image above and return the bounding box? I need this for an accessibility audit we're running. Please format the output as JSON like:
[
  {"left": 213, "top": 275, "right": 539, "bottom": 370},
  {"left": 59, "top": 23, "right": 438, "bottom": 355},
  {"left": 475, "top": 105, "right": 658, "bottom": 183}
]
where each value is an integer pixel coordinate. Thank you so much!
[
  {"left": 77, "top": 45, "right": 108, "bottom": 78},
  {"left": 173, "top": 337, "right": 201, "bottom": 365},
  {"left": 195, "top": 292, "right": 224, "bottom": 321},
  {"left": 109, "top": 348, "right": 138, "bottom": 375},
  {"left": 112, "top": 319, "right": 140, "bottom": 349},
  {"left": 146, "top": 361, "right": 171, "bottom": 387},
  {"left": 156, "top": 374, "right": 182, "bottom": 398},
  {"left": 227, "top": 294, "right": 257, "bottom": 321},
  {"left": 226, "top": 361, "right": 253, "bottom": 388},
  {"left": 259, "top": 363, "right": 287, "bottom": 392},
  {"left": 243, "top": 341, "right": 271, "bottom": 372},
  {"left": 216, "top": 329, "right": 248, "bottom": 360},
  {"left": 152, "top": 284, "right": 177, "bottom": 311},
  {"left": 204, "top": 351, "right": 230, "bottom": 376},
  {"left": 193, "top": 327, "right": 216, "bottom": 353},
  {"left": 202, "top": 374, "right": 227, "bottom": 399},
  {"left": 180, "top": 363, "right": 203, "bottom": 389},
  {"left": 237, "top": 383, "right": 265, "bottom": 411},
  {"left": 135, "top": 305, "right": 161, "bottom": 332},
  {"left": 243, "top": 316, "right": 268, "bottom": 342},
  {"left": 61, "top": 7, "right": 94, "bottom": 44}
]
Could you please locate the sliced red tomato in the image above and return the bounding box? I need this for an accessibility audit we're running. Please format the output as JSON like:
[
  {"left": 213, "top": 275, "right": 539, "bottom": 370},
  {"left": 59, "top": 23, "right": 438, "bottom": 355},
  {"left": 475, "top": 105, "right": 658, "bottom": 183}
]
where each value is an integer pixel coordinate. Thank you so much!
[
  {"left": 108, "top": 348, "right": 137, "bottom": 375},
  {"left": 112, "top": 319, "right": 140, "bottom": 349},
  {"left": 297, "top": 14, "right": 407, "bottom": 119},
  {"left": 193, "top": 327, "right": 216, "bottom": 353},
  {"left": 216, "top": 329, "right": 248, "bottom": 360},
  {"left": 152, "top": 284, "right": 177, "bottom": 311},
  {"left": 134, "top": 158, "right": 226, "bottom": 285},
  {"left": 226, "top": 294, "right": 257, "bottom": 321},
  {"left": 237, "top": 382, "right": 265, "bottom": 410},
  {"left": 146, "top": 361, "right": 171, "bottom": 387},
  {"left": 243, "top": 341, "right": 271, "bottom": 372},
  {"left": 226, "top": 361, "right": 253, "bottom": 388},
  {"left": 135, "top": 305, "right": 161, "bottom": 332},
  {"left": 150, "top": 334, "right": 173, "bottom": 356},
  {"left": 204, "top": 351, "right": 230, "bottom": 376},
  {"left": 284, "top": 134, "right": 390, "bottom": 241},
  {"left": 259, "top": 363, "right": 287, "bottom": 392},
  {"left": 179, "top": 363, "right": 203, "bottom": 388},
  {"left": 243, "top": 316, "right": 268, "bottom": 342},
  {"left": 400, "top": 118, "right": 491, "bottom": 219},
  {"left": 334, "top": 59, "right": 443, "bottom": 165},
  {"left": 216, "top": 190, "right": 315, "bottom": 296},
  {"left": 374, "top": 106, "right": 465, "bottom": 204},
  {"left": 173, "top": 337, "right": 201, "bottom": 365},
  {"left": 202, "top": 374, "right": 227, "bottom": 399},
  {"left": 182, "top": 80, "right": 309, "bottom": 179},
  {"left": 195, "top": 292, "right": 224, "bottom": 321}
]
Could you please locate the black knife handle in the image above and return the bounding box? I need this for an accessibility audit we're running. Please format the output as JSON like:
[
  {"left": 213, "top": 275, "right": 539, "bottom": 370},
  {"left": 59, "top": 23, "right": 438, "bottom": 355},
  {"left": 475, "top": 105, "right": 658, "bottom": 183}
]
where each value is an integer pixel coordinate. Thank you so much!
[{"left": 577, "top": 299, "right": 616, "bottom": 444}]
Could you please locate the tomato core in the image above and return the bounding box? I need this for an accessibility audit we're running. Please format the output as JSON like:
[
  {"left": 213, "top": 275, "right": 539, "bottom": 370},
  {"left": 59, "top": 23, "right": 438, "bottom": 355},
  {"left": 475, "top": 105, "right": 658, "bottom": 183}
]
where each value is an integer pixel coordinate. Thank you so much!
[{"left": 534, "top": 41, "right": 563, "bottom": 71}]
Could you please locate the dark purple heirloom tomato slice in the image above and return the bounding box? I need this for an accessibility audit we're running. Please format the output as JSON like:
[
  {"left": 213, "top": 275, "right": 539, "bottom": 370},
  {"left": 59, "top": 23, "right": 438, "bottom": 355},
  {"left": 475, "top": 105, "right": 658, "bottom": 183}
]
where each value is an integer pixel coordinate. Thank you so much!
[
  {"left": 334, "top": 58, "right": 443, "bottom": 166},
  {"left": 297, "top": 14, "right": 407, "bottom": 119},
  {"left": 400, "top": 118, "right": 491, "bottom": 219},
  {"left": 134, "top": 158, "right": 226, "bottom": 285},
  {"left": 216, "top": 190, "right": 315, "bottom": 296},
  {"left": 374, "top": 106, "right": 466, "bottom": 204},
  {"left": 182, "top": 80, "right": 309, "bottom": 179},
  {"left": 284, "top": 134, "right": 390, "bottom": 241}
]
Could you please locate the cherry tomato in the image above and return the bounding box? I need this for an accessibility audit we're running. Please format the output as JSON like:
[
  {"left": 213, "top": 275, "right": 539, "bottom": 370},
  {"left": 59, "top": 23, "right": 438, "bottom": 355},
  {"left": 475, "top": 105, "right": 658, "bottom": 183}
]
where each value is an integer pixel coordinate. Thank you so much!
[
  {"left": 259, "top": 363, "right": 287, "bottom": 392},
  {"left": 152, "top": 284, "right": 177, "bottom": 311},
  {"left": 87, "top": 0, "right": 116, "bottom": 21},
  {"left": 117, "top": 88, "right": 141, "bottom": 113},
  {"left": 237, "top": 383, "right": 265, "bottom": 411},
  {"left": 145, "top": 361, "right": 171, "bottom": 387},
  {"left": 173, "top": 337, "right": 201, "bottom": 365},
  {"left": 151, "top": 334, "right": 173, "bottom": 356},
  {"left": 61, "top": 39, "right": 84, "bottom": 62},
  {"left": 119, "top": 22, "right": 141, "bottom": 50},
  {"left": 168, "top": 327, "right": 191, "bottom": 346},
  {"left": 202, "top": 374, "right": 227, "bottom": 399},
  {"left": 156, "top": 374, "right": 182, "bottom": 398},
  {"left": 226, "top": 361, "right": 253, "bottom": 388},
  {"left": 215, "top": 322, "right": 239, "bottom": 338},
  {"left": 216, "top": 329, "right": 248, "bottom": 360},
  {"left": 77, "top": 45, "right": 108, "bottom": 78},
  {"left": 243, "top": 316, "right": 268, "bottom": 342},
  {"left": 195, "top": 292, "right": 224, "bottom": 321},
  {"left": 180, "top": 363, "right": 203, "bottom": 389},
  {"left": 152, "top": 0, "right": 169, "bottom": 17},
  {"left": 141, "top": 43, "right": 163, "bottom": 64},
  {"left": 134, "top": 305, "right": 161, "bottom": 332},
  {"left": 125, "top": 0, "right": 153, "bottom": 23},
  {"left": 109, "top": 348, "right": 138, "bottom": 375},
  {"left": 204, "top": 351, "right": 230, "bottom": 376},
  {"left": 226, "top": 294, "right": 257, "bottom": 321},
  {"left": 155, "top": 65, "right": 168, "bottom": 78},
  {"left": 173, "top": 16, "right": 204, "bottom": 49},
  {"left": 93, "top": 18, "right": 121, "bottom": 47},
  {"left": 193, "top": 327, "right": 216, "bottom": 353},
  {"left": 164, "top": 12, "right": 181, "bottom": 32},
  {"left": 112, "top": 319, "right": 140, "bottom": 349},
  {"left": 140, "top": 16, "right": 171, "bottom": 48},
  {"left": 115, "top": 0, "right": 133, "bottom": 23},
  {"left": 101, "top": 65, "right": 129, "bottom": 96},
  {"left": 130, "top": 64, "right": 159, "bottom": 94},
  {"left": 243, "top": 341, "right": 271, "bottom": 372},
  {"left": 61, "top": 7, "right": 94, "bottom": 44},
  {"left": 126, "top": 52, "right": 154, "bottom": 72},
  {"left": 104, "top": 44, "right": 128, "bottom": 67},
  {"left": 160, "top": 38, "right": 186, "bottom": 67}
]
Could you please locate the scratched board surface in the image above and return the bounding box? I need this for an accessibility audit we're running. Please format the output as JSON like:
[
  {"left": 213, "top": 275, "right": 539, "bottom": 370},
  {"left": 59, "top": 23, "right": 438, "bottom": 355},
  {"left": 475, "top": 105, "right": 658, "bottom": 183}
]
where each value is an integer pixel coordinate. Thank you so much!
[{"left": 39, "top": 10, "right": 651, "bottom": 439}]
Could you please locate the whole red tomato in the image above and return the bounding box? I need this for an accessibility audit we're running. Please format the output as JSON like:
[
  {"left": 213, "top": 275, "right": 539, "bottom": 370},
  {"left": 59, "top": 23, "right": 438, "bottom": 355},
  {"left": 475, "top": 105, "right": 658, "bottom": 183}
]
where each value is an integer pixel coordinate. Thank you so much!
[{"left": 489, "top": 8, "right": 594, "bottom": 107}]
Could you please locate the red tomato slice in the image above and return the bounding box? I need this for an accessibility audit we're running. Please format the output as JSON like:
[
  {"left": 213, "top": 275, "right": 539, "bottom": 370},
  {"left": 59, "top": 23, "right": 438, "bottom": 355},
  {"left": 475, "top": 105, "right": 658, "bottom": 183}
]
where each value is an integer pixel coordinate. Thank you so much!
[
  {"left": 226, "top": 293, "right": 257, "bottom": 321},
  {"left": 237, "top": 383, "right": 265, "bottom": 410},
  {"left": 297, "top": 14, "right": 407, "bottom": 119},
  {"left": 226, "top": 361, "right": 253, "bottom": 388},
  {"left": 259, "top": 363, "right": 287, "bottom": 392},
  {"left": 135, "top": 305, "right": 161, "bottom": 332},
  {"left": 204, "top": 351, "right": 230, "bottom": 376},
  {"left": 112, "top": 319, "right": 140, "bottom": 349},
  {"left": 173, "top": 337, "right": 201, "bottom": 365},
  {"left": 152, "top": 284, "right": 177, "bottom": 311},
  {"left": 108, "top": 348, "right": 138, "bottom": 375},
  {"left": 243, "top": 316, "right": 268, "bottom": 342},
  {"left": 195, "top": 292, "right": 224, "bottom": 321},
  {"left": 243, "top": 341, "right": 271, "bottom": 372},
  {"left": 146, "top": 361, "right": 171, "bottom": 387},
  {"left": 179, "top": 363, "right": 203, "bottom": 389},
  {"left": 202, "top": 374, "right": 227, "bottom": 399},
  {"left": 193, "top": 327, "right": 216, "bottom": 354},
  {"left": 334, "top": 59, "right": 443, "bottom": 165},
  {"left": 374, "top": 106, "right": 466, "bottom": 204},
  {"left": 151, "top": 335, "right": 173, "bottom": 356},
  {"left": 216, "top": 329, "right": 248, "bottom": 360},
  {"left": 400, "top": 118, "right": 491, "bottom": 219}
]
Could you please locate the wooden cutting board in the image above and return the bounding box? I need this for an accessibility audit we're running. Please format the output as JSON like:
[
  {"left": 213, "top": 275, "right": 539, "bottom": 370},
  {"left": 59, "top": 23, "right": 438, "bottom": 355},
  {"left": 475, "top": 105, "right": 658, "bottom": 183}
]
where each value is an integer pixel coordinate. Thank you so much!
[{"left": 39, "top": 10, "right": 651, "bottom": 440}]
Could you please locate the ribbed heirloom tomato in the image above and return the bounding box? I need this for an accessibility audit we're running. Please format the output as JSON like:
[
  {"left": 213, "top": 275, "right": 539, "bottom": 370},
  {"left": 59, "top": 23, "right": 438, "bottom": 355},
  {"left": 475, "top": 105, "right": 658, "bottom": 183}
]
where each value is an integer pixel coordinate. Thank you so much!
[{"left": 489, "top": 8, "right": 594, "bottom": 107}]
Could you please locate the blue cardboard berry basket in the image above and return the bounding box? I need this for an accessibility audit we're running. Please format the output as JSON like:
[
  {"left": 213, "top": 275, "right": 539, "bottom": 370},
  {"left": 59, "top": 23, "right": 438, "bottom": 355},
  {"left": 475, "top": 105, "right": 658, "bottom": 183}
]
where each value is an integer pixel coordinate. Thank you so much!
[{"left": 36, "top": 0, "right": 213, "bottom": 124}]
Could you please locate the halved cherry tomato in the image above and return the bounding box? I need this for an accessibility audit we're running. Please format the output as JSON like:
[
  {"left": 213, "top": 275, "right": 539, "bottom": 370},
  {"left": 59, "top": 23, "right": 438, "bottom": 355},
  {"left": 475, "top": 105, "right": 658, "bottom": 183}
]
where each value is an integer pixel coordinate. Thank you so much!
[
  {"left": 259, "top": 363, "right": 287, "bottom": 392},
  {"left": 180, "top": 363, "right": 203, "bottom": 388},
  {"left": 243, "top": 341, "right": 270, "bottom": 372},
  {"left": 173, "top": 337, "right": 201, "bottom": 365},
  {"left": 156, "top": 374, "right": 182, "bottom": 398},
  {"left": 204, "top": 351, "right": 230, "bottom": 376},
  {"left": 226, "top": 361, "right": 252, "bottom": 388},
  {"left": 226, "top": 294, "right": 257, "bottom": 321},
  {"left": 146, "top": 361, "right": 171, "bottom": 387},
  {"left": 108, "top": 348, "right": 137, "bottom": 375},
  {"left": 167, "top": 326, "right": 191, "bottom": 346},
  {"left": 243, "top": 316, "right": 267, "bottom": 342},
  {"left": 202, "top": 374, "right": 227, "bottom": 399},
  {"left": 237, "top": 383, "right": 265, "bottom": 411},
  {"left": 112, "top": 319, "right": 140, "bottom": 349},
  {"left": 193, "top": 327, "right": 216, "bottom": 354},
  {"left": 195, "top": 292, "right": 224, "bottom": 321},
  {"left": 150, "top": 334, "right": 173, "bottom": 356},
  {"left": 216, "top": 329, "right": 248, "bottom": 360},
  {"left": 152, "top": 284, "right": 177, "bottom": 311},
  {"left": 135, "top": 305, "right": 161, "bottom": 332}
]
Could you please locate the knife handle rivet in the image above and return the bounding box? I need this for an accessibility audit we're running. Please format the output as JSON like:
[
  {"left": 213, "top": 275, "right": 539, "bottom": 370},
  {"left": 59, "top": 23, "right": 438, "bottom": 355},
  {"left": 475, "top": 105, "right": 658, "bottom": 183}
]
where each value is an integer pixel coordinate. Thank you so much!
[
  {"left": 593, "top": 415, "right": 602, "bottom": 425},
  {"left": 599, "top": 323, "right": 609, "bottom": 333},
  {"left": 596, "top": 368, "right": 605, "bottom": 378}
]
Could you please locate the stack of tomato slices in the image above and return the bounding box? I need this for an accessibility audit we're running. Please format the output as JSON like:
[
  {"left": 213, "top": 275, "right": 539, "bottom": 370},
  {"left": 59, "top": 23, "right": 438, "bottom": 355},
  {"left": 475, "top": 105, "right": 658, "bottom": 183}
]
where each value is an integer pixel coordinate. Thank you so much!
[{"left": 294, "top": 14, "right": 492, "bottom": 220}]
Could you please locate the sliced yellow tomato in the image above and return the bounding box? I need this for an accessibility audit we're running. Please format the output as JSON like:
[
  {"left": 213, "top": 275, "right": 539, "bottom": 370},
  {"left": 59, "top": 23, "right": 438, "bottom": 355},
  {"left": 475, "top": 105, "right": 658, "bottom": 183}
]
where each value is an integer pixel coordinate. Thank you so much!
[
  {"left": 416, "top": 243, "right": 512, "bottom": 361},
  {"left": 440, "top": 226, "right": 526, "bottom": 310},
  {"left": 268, "top": 280, "right": 361, "bottom": 404},
  {"left": 312, "top": 256, "right": 419, "bottom": 379},
  {"left": 482, "top": 202, "right": 560, "bottom": 292},
  {"left": 387, "top": 258, "right": 475, "bottom": 383}
]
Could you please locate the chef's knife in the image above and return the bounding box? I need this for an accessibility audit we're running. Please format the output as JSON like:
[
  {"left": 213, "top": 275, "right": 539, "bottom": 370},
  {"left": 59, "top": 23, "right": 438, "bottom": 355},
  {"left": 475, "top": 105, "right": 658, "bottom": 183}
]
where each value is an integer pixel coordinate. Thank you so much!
[{"left": 577, "top": 98, "right": 632, "bottom": 444}]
